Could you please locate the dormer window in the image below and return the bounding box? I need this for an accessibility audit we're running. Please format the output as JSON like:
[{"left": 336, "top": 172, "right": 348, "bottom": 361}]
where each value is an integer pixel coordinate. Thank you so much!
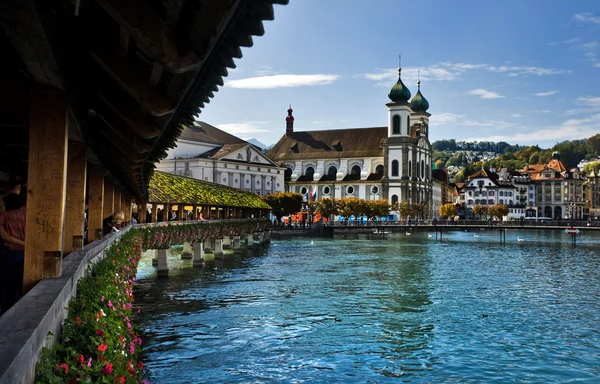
[
  {"left": 289, "top": 142, "right": 299, "bottom": 153},
  {"left": 331, "top": 141, "right": 342, "bottom": 151}
]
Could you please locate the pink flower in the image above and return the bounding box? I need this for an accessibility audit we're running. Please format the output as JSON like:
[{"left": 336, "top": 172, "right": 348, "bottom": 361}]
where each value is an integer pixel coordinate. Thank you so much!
[
  {"left": 101, "top": 362, "right": 113, "bottom": 375},
  {"left": 108, "top": 300, "right": 113, "bottom": 307},
  {"left": 101, "top": 296, "right": 104, "bottom": 301},
  {"left": 87, "top": 357, "right": 92, "bottom": 367}
]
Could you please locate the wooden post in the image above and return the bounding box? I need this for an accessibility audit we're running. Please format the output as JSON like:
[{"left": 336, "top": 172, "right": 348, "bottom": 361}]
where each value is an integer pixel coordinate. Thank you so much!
[
  {"left": 114, "top": 186, "right": 121, "bottom": 212},
  {"left": 192, "top": 204, "right": 197, "bottom": 220},
  {"left": 87, "top": 165, "right": 104, "bottom": 243},
  {"left": 139, "top": 202, "right": 147, "bottom": 223},
  {"left": 64, "top": 141, "right": 87, "bottom": 254},
  {"left": 164, "top": 203, "right": 170, "bottom": 221},
  {"left": 123, "top": 194, "right": 131, "bottom": 221},
  {"left": 177, "top": 203, "right": 183, "bottom": 221},
  {"left": 151, "top": 203, "right": 158, "bottom": 222},
  {"left": 24, "top": 90, "right": 68, "bottom": 292},
  {"left": 103, "top": 177, "right": 114, "bottom": 220}
]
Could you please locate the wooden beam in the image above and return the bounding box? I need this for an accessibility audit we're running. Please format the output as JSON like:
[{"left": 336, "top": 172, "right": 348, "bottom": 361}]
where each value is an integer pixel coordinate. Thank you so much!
[
  {"left": 64, "top": 141, "right": 87, "bottom": 254},
  {"left": 103, "top": 177, "right": 114, "bottom": 220},
  {"left": 96, "top": 93, "right": 161, "bottom": 139},
  {"left": 24, "top": 90, "right": 68, "bottom": 293},
  {"left": 92, "top": 99, "right": 152, "bottom": 153},
  {"left": 151, "top": 203, "right": 158, "bottom": 222},
  {"left": 95, "top": 125, "right": 148, "bottom": 162},
  {"left": 114, "top": 186, "right": 122, "bottom": 212},
  {"left": 96, "top": 0, "right": 202, "bottom": 74},
  {"left": 0, "top": 0, "right": 64, "bottom": 89},
  {"left": 138, "top": 202, "right": 147, "bottom": 223},
  {"left": 87, "top": 164, "right": 104, "bottom": 243},
  {"left": 89, "top": 47, "right": 174, "bottom": 117}
]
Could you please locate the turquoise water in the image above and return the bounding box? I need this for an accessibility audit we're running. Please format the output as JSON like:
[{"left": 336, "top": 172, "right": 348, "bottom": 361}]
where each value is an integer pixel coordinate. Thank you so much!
[{"left": 134, "top": 230, "right": 600, "bottom": 383}]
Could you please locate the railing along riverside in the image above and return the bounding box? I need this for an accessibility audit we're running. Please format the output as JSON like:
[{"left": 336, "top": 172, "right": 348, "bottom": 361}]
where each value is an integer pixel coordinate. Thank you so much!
[{"left": 0, "top": 219, "right": 270, "bottom": 384}]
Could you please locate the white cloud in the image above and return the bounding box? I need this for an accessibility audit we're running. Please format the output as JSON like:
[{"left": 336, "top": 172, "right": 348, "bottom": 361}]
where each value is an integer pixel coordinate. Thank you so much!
[
  {"left": 225, "top": 74, "right": 339, "bottom": 89},
  {"left": 215, "top": 122, "right": 271, "bottom": 136},
  {"left": 465, "top": 114, "right": 600, "bottom": 144},
  {"left": 468, "top": 89, "right": 504, "bottom": 99},
  {"left": 431, "top": 113, "right": 465, "bottom": 125},
  {"left": 512, "top": 114, "right": 522, "bottom": 118},
  {"left": 362, "top": 61, "right": 568, "bottom": 86},
  {"left": 534, "top": 90, "right": 558, "bottom": 96},
  {"left": 596, "top": 62, "right": 600, "bottom": 68},
  {"left": 578, "top": 96, "right": 600, "bottom": 108},
  {"left": 575, "top": 13, "right": 600, "bottom": 24}
]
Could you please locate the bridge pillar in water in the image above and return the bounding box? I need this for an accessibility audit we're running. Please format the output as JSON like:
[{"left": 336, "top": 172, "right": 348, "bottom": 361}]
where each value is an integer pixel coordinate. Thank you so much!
[
  {"left": 214, "top": 238, "right": 224, "bottom": 258},
  {"left": 192, "top": 242, "right": 204, "bottom": 267},
  {"left": 182, "top": 242, "right": 193, "bottom": 259},
  {"left": 204, "top": 238, "right": 213, "bottom": 253},
  {"left": 232, "top": 236, "right": 241, "bottom": 253},
  {"left": 246, "top": 233, "right": 255, "bottom": 248},
  {"left": 257, "top": 232, "right": 266, "bottom": 245},
  {"left": 222, "top": 235, "right": 231, "bottom": 249},
  {"left": 202, "top": 240, "right": 215, "bottom": 263},
  {"left": 264, "top": 231, "right": 271, "bottom": 244},
  {"left": 156, "top": 249, "right": 168, "bottom": 277}
]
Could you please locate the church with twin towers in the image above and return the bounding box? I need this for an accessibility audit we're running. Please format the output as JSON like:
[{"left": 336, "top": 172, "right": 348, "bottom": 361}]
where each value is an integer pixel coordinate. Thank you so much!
[{"left": 267, "top": 65, "right": 434, "bottom": 209}]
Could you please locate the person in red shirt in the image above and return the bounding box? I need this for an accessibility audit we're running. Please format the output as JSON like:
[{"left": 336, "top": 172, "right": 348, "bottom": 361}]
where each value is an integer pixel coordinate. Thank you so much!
[{"left": 0, "top": 193, "right": 26, "bottom": 314}]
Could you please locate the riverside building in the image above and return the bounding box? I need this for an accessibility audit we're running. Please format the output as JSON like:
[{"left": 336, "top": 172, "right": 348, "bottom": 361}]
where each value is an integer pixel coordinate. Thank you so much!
[{"left": 267, "top": 67, "right": 434, "bottom": 209}]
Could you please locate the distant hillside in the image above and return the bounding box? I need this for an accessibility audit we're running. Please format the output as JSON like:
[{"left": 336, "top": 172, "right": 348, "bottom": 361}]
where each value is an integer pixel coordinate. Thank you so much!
[{"left": 247, "top": 138, "right": 266, "bottom": 149}]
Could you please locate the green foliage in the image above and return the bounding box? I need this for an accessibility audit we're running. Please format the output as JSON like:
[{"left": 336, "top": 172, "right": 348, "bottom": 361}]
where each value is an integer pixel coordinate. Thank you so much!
[
  {"left": 36, "top": 231, "right": 145, "bottom": 383},
  {"left": 337, "top": 197, "right": 364, "bottom": 219},
  {"left": 583, "top": 161, "right": 600, "bottom": 174},
  {"left": 149, "top": 171, "right": 270, "bottom": 209},
  {"left": 364, "top": 200, "right": 390, "bottom": 219},
  {"left": 439, "top": 203, "right": 457, "bottom": 219},
  {"left": 489, "top": 204, "right": 509, "bottom": 220},
  {"left": 472, "top": 205, "right": 489, "bottom": 220},
  {"left": 261, "top": 192, "right": 303, "bottom": 217},
  {"left": 313, "top": 198, "right": 339, "bottom": 219}
]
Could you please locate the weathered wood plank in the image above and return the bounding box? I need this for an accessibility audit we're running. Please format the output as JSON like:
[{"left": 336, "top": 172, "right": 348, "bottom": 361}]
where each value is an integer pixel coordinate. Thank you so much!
[
  {"left": 87, "top": 164, "right": 104, "bottom": 243},
  {"left": 63, "top": 141, "right": 87, "bottom": 254},
  {"left": 24, "top": 90, "right": 68, "bottom": 293}
]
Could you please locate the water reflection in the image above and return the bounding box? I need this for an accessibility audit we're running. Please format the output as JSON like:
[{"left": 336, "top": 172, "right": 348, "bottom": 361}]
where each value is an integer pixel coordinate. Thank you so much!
[{"left": 135, "top": 231, "right": 600, "bottom": 383}]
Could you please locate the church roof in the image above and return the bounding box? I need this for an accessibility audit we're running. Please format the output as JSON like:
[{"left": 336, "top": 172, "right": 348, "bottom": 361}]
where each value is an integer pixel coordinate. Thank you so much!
[
  {"left": 267, "top": 127, "right": 387, "bottom": 162},
  {"left": 179, "top": 122, "right": 247, "bottom": 146}
]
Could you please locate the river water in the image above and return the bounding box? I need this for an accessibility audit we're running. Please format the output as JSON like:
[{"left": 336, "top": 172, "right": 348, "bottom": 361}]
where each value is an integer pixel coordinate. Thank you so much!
[{"left": 134, "top": 229, "right": 600, "bottom": 383}]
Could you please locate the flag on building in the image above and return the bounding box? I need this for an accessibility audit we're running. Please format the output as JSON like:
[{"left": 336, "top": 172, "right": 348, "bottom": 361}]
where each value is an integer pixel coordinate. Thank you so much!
[{"left": 310, "top": 186, "right": 317, "bottom": 200}]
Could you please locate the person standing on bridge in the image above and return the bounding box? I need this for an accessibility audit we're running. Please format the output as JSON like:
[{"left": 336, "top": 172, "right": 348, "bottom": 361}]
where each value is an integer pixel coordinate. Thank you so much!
[{"left": 0, "top": 193, "right": 26, "bottom": 314}]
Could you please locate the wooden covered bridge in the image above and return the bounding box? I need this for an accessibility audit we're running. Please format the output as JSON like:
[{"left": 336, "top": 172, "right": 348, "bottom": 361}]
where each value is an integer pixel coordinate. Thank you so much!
[{"left": 0, "top": 0, "right": 286, "bottom": 382}]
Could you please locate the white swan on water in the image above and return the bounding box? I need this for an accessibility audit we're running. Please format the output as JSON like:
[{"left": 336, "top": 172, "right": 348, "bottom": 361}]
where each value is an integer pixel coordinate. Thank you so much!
[
  {"left": 406, "top": 232, "right": 412, "bottom": 236},
  {"left": 517, "top": 237, "right": 525, "bottom": 242},
  {"left": 311, "top": 239, "right": 314, "bottom": 245}
]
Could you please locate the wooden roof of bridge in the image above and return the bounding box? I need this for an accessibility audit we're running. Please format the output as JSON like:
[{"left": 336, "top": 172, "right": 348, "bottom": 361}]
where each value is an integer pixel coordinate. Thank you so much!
[
  {"left": 148, "top": 171, "right": 271, "bottom": 209},
  {"left": 0, "top": 0, "right": 287, "bottom": 199}
]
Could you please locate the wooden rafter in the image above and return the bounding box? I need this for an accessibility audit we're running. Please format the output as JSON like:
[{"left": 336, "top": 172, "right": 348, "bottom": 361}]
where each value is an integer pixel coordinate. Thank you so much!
[
  {"left": 96, "top": 93, "right": 161, "bottom": 139},
  {"left": 95, "top": 0, "right": 202, "bottom": 74},
  {"left": 89, "top": 46, "right": 174, "bottom": 116}
]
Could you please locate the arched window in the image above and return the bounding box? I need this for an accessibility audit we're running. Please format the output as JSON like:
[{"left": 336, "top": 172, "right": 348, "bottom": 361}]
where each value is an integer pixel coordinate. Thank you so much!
[
  {"left": 376, "top": 165, "right": 384, "bottom": 175},
  {"left": 393, "top": 115, "right": 400, "bottom": 134},
  {"left": 391, "top": 160, "right": 399, "bottom": 176},
  {"left": 407, "top": 116, "right": 411, "bottom": 135},
  {"left": 305, "top": 166, "right": 314, "bottom": 181},
  {"left": 408, "top": 160, "right": 412, "bottom": 177},
  {"left": 391, "top": 194, "right": 398, "bottom": 206},
  {"left": 284, "top": 167, "right": 292, "bottom": 181},
  {"left": 421, "top": 160, "right": 425, "bottom": 180},
  {"left": 351, "top": 165, "right": 361, "bottom": 177},
  {"left": 327, "top": 166, "right": 337, "bottom": 177}
]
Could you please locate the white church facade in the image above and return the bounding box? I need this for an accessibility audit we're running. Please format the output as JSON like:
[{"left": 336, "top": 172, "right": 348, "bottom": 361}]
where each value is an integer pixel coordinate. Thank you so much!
[
  {"left": 267, "top": 67, "right": 434, "bottom": 208},
  {"left": 155, "top": 122, "right": 285, "bottom": 196}
]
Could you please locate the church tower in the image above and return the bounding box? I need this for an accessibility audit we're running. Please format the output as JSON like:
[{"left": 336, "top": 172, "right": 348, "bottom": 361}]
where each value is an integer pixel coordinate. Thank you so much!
[{"left": 383, "top": 66, "right": 433, "bottom": 212}]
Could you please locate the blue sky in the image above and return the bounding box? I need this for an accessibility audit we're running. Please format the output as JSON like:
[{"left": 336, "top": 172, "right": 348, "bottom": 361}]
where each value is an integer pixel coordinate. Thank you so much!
[{"left": 199, "top": 0, "right": 600, "bottom": 148}]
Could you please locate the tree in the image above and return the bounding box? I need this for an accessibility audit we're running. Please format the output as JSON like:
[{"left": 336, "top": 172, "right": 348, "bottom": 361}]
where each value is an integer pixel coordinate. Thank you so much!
[
  {"left": 313, "top": 198, "right": 339, "bottom": 220},
  {"left": 337, "top": 197, "right": 364, "bottom": 220},
  {"left": 261, "top": 192, "right": 303, "bottom": 222},
  {"left": 583, "top": 161, "right": 600, "bottom": 174},
  {"left": 395, "top": 201, "right": 412, "bottom": 218},
  {"left": 411, "top": 203, "right": 427, "bottom": 219},
  {"left": 472, "top": 205, "right": 489, "bottom": 220},
  {"left": 434, "top": 159, "right": 445, "bottom": 170},
  {"left": 365, "top": 200, "right": 390, "bottom": 220},
  {"left": 439, "top": 203, "right": 457, "bottom": 219},
  {"left": 489, "top": 204, "right": 509, "bottom": 220}
]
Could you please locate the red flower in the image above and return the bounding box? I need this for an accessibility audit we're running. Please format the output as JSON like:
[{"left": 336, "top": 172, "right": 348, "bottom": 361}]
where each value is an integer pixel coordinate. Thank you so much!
[
  {"left": 98, "top": 344, "right": 108, "bottom": 352},
  {"left": 96, "top": 329, "right": 105, "bottom": 337},
  {"left": 137, "top": 361, "right": 144, "bottom": 369},
  {"left": 78, "top": 354, "right": 85, "bottom": 364},
  {"left": 55, "top": 363, "right": 69, "bottom": 374},
  {"left": 118, "top": 376, "right": 125, "bottom": 383},
  {"left": 101, "top": 362, "right": 113, "bottom": 375}
]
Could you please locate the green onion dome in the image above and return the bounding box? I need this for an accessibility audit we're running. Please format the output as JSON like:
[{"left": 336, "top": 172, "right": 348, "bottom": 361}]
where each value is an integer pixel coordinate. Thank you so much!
[
  {"left": 388, "top": 68, "right": 411, "bottom": 102},
  {"left": 410, "top": 81, "right": 429, "bottom": 113}
]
